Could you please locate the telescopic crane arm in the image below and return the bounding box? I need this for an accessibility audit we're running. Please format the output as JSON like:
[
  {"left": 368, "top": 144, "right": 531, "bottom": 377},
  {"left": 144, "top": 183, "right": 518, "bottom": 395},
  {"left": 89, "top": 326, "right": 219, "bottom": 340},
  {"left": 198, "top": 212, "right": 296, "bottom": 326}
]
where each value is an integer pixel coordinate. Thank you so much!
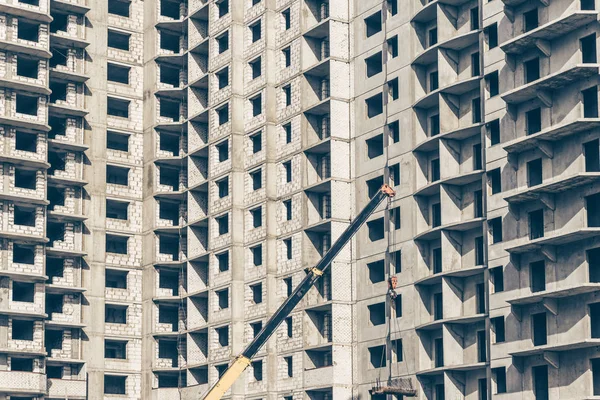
[{"left": 202, "top": 184, "right": 396, "bottom": 400}]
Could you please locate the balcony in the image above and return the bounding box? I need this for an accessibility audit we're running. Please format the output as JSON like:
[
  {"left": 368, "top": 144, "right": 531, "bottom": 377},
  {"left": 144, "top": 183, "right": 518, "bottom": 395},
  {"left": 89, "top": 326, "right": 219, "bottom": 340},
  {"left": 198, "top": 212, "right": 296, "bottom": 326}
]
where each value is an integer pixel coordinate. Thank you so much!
[
  {"left": 504, "top": 172, "right": 600, "bottom": 205},
  {"left": 0, "top": 2, "right": 51, "bottom": 23},
  {"left": 416, "top": 361, "right": 486, "bottom": 377},
  {"left": 501, "top": 11, "right": 598, "bottom": 55},
  {"left": 506, "top": 283, "right": 600, "bottom": 309},
  {"left": 502, "top": 64, "right": 599, "bottom": 106},
  {"left": 415, "top": 264, "right": 486, "bottom": 286},
  {"left": 505, "top": 227, "right": 600, "bottom": 256},
  {"left": 509, "top": 338, "right": 600, "bottom": 358},
  {"left": 413, "top": 30, "right": 479, "bottom": 66},
  {"left": 414, "top": 123, "right": 482, "bottom": 153},
  {"left": 304, "top": 365, "right": 333, "bottom": 389},
  {"left": 47, "top": 378, "right": 86, "bottom": 399},
  {"left": 51, "top": 0, "right": 91, "bottom": 15},
  {"left": 0, "top": 370, "right": 46, "bottom": 395},
  {"left": 416, "top": 313, "right": 487, "bottom": 331}
]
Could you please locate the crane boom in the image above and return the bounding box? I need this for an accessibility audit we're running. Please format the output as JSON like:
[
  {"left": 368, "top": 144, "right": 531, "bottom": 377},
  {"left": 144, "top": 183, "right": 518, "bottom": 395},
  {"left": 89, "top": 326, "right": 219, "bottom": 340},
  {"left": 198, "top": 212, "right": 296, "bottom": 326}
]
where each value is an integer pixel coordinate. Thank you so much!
[{"left": 202, "top": 184, "right": 396, "bottom": 399}]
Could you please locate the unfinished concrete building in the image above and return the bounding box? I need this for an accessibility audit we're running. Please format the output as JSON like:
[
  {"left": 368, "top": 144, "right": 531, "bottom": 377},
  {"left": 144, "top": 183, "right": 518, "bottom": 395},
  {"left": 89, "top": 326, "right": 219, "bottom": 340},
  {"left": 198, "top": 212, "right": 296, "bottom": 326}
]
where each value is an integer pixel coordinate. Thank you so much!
[{"left": 0, "top": 0, "right": 597, "bottom": 399}]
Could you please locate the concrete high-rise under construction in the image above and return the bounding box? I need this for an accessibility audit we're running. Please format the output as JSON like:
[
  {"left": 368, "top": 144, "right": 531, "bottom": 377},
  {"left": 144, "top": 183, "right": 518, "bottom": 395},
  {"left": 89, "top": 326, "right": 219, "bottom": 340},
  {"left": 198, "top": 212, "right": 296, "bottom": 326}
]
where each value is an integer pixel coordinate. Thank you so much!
[{"left": 0, "top": 0, "right": 598, "bottom": 398}]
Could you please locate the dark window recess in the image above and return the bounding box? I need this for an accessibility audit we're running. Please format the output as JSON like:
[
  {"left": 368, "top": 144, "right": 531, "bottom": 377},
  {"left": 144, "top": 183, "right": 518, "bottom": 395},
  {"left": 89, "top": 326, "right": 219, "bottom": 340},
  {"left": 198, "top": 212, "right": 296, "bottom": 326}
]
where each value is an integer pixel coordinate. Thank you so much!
[
  {"left": 106, "top": 199, "right": 128, "bottom": 220},
  {"left": 527, "top": 108, "right": 542, "bottom": 135},
  {"left": 486, "top": 23, "right": 498, "bottom": 49},
  {"left": 46, "top": 293, "right": 63, "bottom": 315},
  {"left": 369, "top": 345, "right": 386, "bottom": 368},
  {"left": 106, "top": 235, "right": 128, "bottom": 254},
  {"left": 389, "top": 120, "right": 400, "bottom": 143},
  {"left": 251, "top": 283, "right": 262, "bottom": 304},
  {"left": 250, "top": 21, "right": 261, "bottom": 43},
  {"left": 429, "top": 71, "right": 438, "bottom": 92},
  {"left": 217, "top": 104, "right": 229, "bottom": 125},
  {"left": 12, "top": 281, "right": 34, "bottom": 302},
  {"left": 283, "top": 161, "right": 292, "bottom": 183},
  {"left": 532, "top": 312, "right": 547, "bottom": 346},
  {"left": 18, "top": 21, "right": 39, "bottom": 42},
  {"left": 159, "top": 132, "right": 179, "bottom": 156},
  {"left": 217, "top": 0, "right": 228, "bottom": 17},
  {"left": 524, "top": 8, "right": 539, "bottom": 32},
  {"left": 431, "top": 158, "right": 440, "bottom": 182},
  {"left": 367, "top": 218, "right": 385, "bottom": 242},
  {"left": 216, "top": 213, "right": 228, "bottom": 235},
  {"left": 49, "top": 116, "right": 67, "bottom": 138},
  {"left": 474, "top": 190, "right": 483, "bottom": 218},
  {"left": 494, "top": 367, "right": 507, "bottom": 394},
  {"left": 104, "top": 375, "right": 127, "bottom": 395},
  {"left": 366, "top": 93, "right": 383, "bottom": 118},
  {"left": 47, "top": 365, "right": 63, "bottom": 379},
  {"left": 251, "top": 245, "right": 262, "bottom": 266},
  {"left": 106, "top": 165, "right": 129, "bottom": 186},
  {"left": 285, "top": 356, "right": 293, "bottom": 376},
  {"left": 158, "top": 375, "right": 180, "bottom": 388},
  {"left": 533, "top": 365, "right": 549, "bottom": 400},
  {"left": 470, "top": 7, "right": 479, "bottom": 30},
  {"left": 251, "top": 169, "right": 263, "bottom": 189},
  {"left": 251, "top": 95, "right": 262, "bottom": 117},
  {"left": 473, "top": 143, "right": 482, "bottom": 170},
  {"left": 160, "top": 99, "right": 180, "bottom": 121},
  {"left": 50, "top": 12, "right": 68, "bottom": 33},
  {"left": 582, "top": 0, "right": 595, "bottom": 10},
  {"left": 430, "top": 114, "right": 440, "bottom": 137},
  {"left": 529, "top": 209, "right": 544, "bottom": 240},
  {"left": 283, "top": 47, "right": 291, "bottom": 67},
  {"left": 392, "top": 338, "right": 403, "bottom": 362},
  {"left": 15, "top": 131, "right": 37, "bottom": 153},
  {"left": 366, "top": 134, "right": 383, "bottom": 159},
  {"left": 217, "top": 289, "right": 228, "bottom": 309},
  {"left": 581, "top": 34, "right": 597, "bottom": 63},
  {"left": 105, "top": 269, "right": 128, "bottom": 289},
  {"left": 50, "top": 81, "right": 67, "bottom": 103},
  {"left": 282, "top": 8, "right": 291, "bottom": 30},
  {"left": 251, "top": 132, "right": 262, "bottom": 153},
  {"left": 160, "top": 30, "right": 180, "bottom": 52},
  {"left": 589, "top": 248, "right": 600, "bottom": 283},
  {"left": 216, "top": 67, "right": 229, "bottom": 89},
  {"left": 488, "top": 119, "right": 500, "bottom": 145},
  {"left": 250, "top": 58, "right": 261, "bottom": 80},
  {"left": 251, "top": 321, "right": 262, "bottom": 338},
  {"left": 434, "top": 338, "right": 444, "bottom": 367},
  {"left": 368, "top": 260, "right": 384, "bottom": 283},
  {"left": 525, "top": 58, "right": 540, "bottom": 83},
  {"left": 160, "top": 64, "right": 180, "bottom": 86},
  {"left": 251, "top": 207, "right": 262, "bottom": 228},
  {"left": 16, "top": 57, "right": 38, "bottom": 79},
  {"left": 217, "top": 32, "right": 229, "bottom": 53},
  {"left": 216, "top": 139, "right": 228, "bottom": 162},
  {"left": 395, "top": 295, "right": 402, "bottom": 317},
  {"left": 476, "top": 283, "right": 485, "bottom": 314},
  {"left": 159, "top": 200, "right": 179, "bottom": 225},
  {"left": 475, "top": 236, "right": 485, "bottom": 266},
  {"left": 492, "top": 266, "right": 504, "bottom": 292},
  {"left": 19, "top": 0, "right": 40, "bottom": 5},
  {"left": 487, "top": 71, "right": 499, "bottom": 97},
  {"left": 14, "top": 206, "right": 35, "bottom": 227},
  {"left": 389, "top": 163, "right": 400, "bottom": 187},
  {"left": 592, "top": 302, "right": 600, "bottom": 338},
  {"left": 11, "top": 357, "right": 33, "bottom": 371},
  {"left": 431, "top": 203, "right": 441, "bottom": 228},
  {"left": 48, "top": 151, "right": 66, "bottom": 175},
  {"left": 583, "top": 86, "right": 599, "bottom": 118},
  {"left": 492, "top": 316, "right": 505, "bottom": 343},
  {"left": 12, "top": 319, "right": 34, "bottom": 340},
  {"left": 46, "top": 257, "right": 64, "bottom": 280},
  {"left": 284, "top": 238, "right": 292, "bottom": 259},
  {"left": 160, "top": 0, "right": 180, "bottom": 18},
  {"left": 108, "top": 30, "right": 130, "bottom": 51},
  {"left": 527, "top": 158, "right": 543, "bottom": 187},
  {"left": 428, "top": 27, "right": 437, "bottom": 47},
  {"left": 392, "top": 206, "right": 401, "bottom": 229},
  {"left": 16, "top": 94, "right": 38, "bottom": 116},
  {"left": 15, "top": 169, "right": 37, "bottom": 189},
  {"left": 490, "top": 217, "right": 503, "bottom": 243},
  {"left": 284, "top": 199, "right": 292, "bottom": 220},
  {"left": 285, "top": 316, "right": 293, "bottom": 337},
  {"left": 592, "top": 358, "right": 600, "bottom": 396},
  {"left": 107, "top": 97, "right": 129, "bottom": 118},
  {"left": 216, "top": 363, "right": 227, "bottom": 377},
  {"left": 107, "top": 63, "right": 130, "bottom": 84},
  {"left": 432, "top": 247, "right": 442, "bottom": 274},
  {"left": 50, "top": 48, "right": 68, "bottom": 68},
  {"left": 13, "top": 244, "right": 35, "bottom": 264},
  {"left": 472, "top": 97, "right": 481, "bottom": 123},
  {"left": 585, "top": 139, "right": 600, "bottom": 172},
  {"left": 365, "top": 12, "right": 382, "bottom": 37},
  {"left": 434, "top": 292, "right": 443, "bottom": 320},
  {"left": 479, "top": 379, "right": 488, "bottom": 400},
  {"left": 471, "top": 52, "right": 480, "bottom": 77},
  {"left": 368, "top": 302, "right": 386, "bottom": 326},
  {"left": 158, "top": 270, "right": 179, "bottom": 296},
  {"left": 388, "top": 78, "right": 399, "bottom": 100},
  {"left": 251, "top": 360, "right": 263, "bottom": 381},
  {"left": 217, "top": 177, "right": 229, "bottom": 198},
  {"left": 489, "top": 167, "right": 503, "bottom": 194},
  {"left": 217, "top": 251, "right": 229, "bottom": 272},
  {"left": 108, "top": 0, "right": 130, "bottom": 17},
  {"left": 388, "top": 35, "right": 399, "bottom": 58},
  {"left": 477, "top": 330, "right": 486, "bottom": 362},
  {"left": 365, "top": 52, "right": 383, "bottom": 78},
  {"left": 283, "top": 85, "right": 292, "bottom": 107},
  {"left": 105, "top": 305, "right": 127, "bottom": 324},
  {"left": 388, "top": 0, "right": 398, "bottom": 15}
]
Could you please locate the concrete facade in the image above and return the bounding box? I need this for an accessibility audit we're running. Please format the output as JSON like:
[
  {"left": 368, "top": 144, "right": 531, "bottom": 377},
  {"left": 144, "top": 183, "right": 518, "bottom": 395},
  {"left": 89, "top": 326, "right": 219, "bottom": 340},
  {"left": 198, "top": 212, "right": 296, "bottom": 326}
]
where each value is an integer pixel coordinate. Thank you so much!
[{"left": 0, "top": 0, "right": 597, "bottom": 399}]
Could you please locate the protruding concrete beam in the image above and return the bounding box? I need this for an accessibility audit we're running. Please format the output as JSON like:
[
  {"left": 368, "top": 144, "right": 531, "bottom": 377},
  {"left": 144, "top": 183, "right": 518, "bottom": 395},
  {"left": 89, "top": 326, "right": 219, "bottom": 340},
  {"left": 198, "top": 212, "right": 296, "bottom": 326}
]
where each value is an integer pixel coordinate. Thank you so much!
[
  {"left": 538, "top": 193, "right": 555, "bottom": 210},
  {"left": 536, "top": 90, "right": 553, "bottom": 108},
  {"left": 538, "top": 140, "right": 554, "bottom": 159},
  {"left": 544, "top": 351, "right": 559, "bottom": 368},
  {"left": 535, "top": 39, "right": 551, "bottom": 57},
  {"left": 543, "top": 298, "right": 558, "bottom": 315},
  {"left": 540, "top": 245, "right": 556, "bottom": 262}
]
